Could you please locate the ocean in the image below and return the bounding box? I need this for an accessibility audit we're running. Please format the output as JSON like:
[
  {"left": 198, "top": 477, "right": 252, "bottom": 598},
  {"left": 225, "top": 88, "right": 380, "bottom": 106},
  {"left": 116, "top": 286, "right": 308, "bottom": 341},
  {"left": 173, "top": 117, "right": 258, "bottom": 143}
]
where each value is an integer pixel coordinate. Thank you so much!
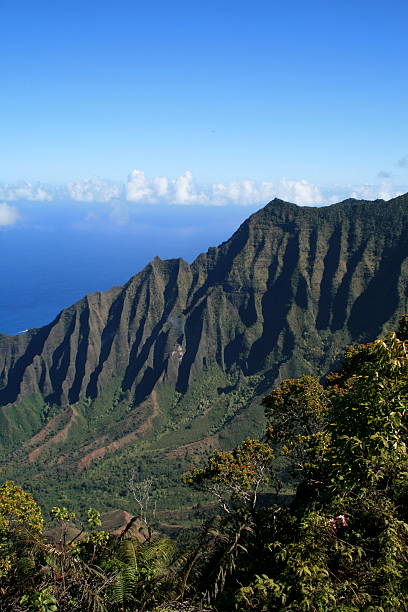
[{"left": 0, "top": 200, "right": 259, "bottom": 335}]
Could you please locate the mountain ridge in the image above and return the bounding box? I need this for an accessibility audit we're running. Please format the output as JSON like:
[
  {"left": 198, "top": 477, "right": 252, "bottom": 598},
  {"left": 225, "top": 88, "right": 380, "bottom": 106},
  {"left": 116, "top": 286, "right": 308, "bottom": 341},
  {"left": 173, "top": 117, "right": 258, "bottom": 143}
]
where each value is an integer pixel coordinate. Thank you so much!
[
  {"left": 1, "top": 193, "right": 407, "bottom": 513},
  {"left": 2, "top": 192, "right": 408, "bottom": 407}
]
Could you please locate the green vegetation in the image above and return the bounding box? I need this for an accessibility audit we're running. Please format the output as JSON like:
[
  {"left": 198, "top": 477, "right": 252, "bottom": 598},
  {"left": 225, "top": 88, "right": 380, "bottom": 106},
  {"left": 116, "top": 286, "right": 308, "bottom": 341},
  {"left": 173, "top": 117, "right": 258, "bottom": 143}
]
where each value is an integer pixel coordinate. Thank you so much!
[
  {"left": 0, "top": 365, "right": 267, "bottom": 522},
  {"left": 1, "top": 194, "right": 408, "bottom": 519},
  {"left": 1, "top": 317, "right": 407, "bottom": 610},
  {"left": 180, "top": 316, "right": 408, "bottom": 610}
]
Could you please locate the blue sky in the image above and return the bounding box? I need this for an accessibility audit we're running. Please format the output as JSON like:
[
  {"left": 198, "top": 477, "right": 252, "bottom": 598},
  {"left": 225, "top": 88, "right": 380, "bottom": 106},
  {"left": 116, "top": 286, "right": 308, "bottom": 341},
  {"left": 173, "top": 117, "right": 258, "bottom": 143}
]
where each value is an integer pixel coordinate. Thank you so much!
[
  {"left": 1, "top": 0, "right": 408, "bottom": 204},
  {"left": 1, "top": 1, "right": 408, "bottom": 332}
]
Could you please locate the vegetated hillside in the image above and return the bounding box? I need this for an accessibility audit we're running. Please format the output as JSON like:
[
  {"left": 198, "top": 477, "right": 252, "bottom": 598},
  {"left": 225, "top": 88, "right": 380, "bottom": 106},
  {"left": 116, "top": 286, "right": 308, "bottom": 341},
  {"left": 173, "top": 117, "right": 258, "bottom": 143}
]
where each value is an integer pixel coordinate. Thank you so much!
[
  {"left": 1, "top": 313, "right": 407, "bottom": 612},
  {"left": 1, "top": 194, "right": 407, "bottom": 515}
]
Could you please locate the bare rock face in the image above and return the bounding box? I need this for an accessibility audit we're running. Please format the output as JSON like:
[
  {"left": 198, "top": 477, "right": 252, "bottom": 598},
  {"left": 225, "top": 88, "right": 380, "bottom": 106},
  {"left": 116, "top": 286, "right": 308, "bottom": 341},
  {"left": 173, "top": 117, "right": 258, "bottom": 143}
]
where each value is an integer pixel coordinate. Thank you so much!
[{"left": 0, "top": 194, "right": 407, "bottom": 490}]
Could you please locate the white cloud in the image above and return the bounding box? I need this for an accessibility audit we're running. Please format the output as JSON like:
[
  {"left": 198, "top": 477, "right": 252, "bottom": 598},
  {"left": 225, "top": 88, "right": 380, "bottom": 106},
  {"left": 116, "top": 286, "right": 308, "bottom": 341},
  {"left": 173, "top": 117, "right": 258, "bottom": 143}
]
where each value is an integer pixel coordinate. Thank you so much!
[
  {"left": 126, "top": 169, "right": 208, "bottom": 204},
  {"left": 211, "top": 179, "right": 273, "bottom": 205},
  {"left": 274, "top": 178, "right": 325, "bottom": 205},
  {"left": 0, "top": 202, "right": 21, "bottom": 226},
  {"left": 0, "top": 181, "right": 53, "bottom": 201},
  {"left": 66, "top": 177, "right": 121, "bottom": 202},
  {"left": 125, "top": 170, "right": 160, "bottom": 202},
  {"left": 349, "top": 181, "right": 403, "bottom": 201},
  {"left": 125, "top": 170, "right": 325, "bottom": 206},
  {"left": 0, "top": 171, "right": 405, "bottom": 207},
  {"left": 173, "top": 170, "right": 207, "bottom": 204},
  {"left": 0, "top": 178, "right": 121, "bottom": 203}
]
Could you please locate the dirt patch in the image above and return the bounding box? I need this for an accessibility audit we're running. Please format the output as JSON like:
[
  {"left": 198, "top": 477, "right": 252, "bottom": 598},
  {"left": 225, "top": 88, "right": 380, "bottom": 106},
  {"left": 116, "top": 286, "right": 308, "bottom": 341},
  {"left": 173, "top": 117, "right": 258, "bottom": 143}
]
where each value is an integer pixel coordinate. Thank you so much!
[
  {"left": 101, "top": 509, "right": 134, "bottom": 533},
  {"left": 54, "top": 433, "right": 109, "bottom": 465},
  {"left": 28, "top": 406, "right": 79, "bottom": 463},
  {"left": 166, "top": 434, "right": 219, "bottom": 460},
  {"left": 100, "top": 510, "right": 147, "bottom": 541},
  {"left": 77, "top": 391, "right": 159, "bottom": 471},
  {"left": 22, "top": 411, "right": 68, "bottom": 449},
  {"left": 156, "top": 521, "right": 184, "bottom": 530}
]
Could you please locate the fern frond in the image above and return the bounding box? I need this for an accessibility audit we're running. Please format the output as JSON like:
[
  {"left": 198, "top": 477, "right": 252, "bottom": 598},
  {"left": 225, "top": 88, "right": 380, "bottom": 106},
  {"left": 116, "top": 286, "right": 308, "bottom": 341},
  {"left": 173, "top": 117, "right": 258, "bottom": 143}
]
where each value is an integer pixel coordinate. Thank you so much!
[
  {"left": 141, "top": 538, "right": 176, "bottom": 565},
  {"left": 118, "top": 539, "right": 139, "bottom": 570},
  {"left": 111, "top": 566, "right": 139, "bottom": 604}
]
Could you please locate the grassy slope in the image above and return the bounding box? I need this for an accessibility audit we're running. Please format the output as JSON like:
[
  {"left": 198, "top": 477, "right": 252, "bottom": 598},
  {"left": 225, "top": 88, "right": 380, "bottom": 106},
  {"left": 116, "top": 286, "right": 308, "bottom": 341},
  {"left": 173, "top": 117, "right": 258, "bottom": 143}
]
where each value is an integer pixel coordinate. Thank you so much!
[{"left": 1, "top": 365, "right": 272, "bottom": 528}]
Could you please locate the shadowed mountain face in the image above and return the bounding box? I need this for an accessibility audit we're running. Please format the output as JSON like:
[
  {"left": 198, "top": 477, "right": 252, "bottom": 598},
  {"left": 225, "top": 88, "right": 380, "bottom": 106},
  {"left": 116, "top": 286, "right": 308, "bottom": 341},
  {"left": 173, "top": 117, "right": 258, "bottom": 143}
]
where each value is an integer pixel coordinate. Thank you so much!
[{"left": 1, "top": 195, "right": 407, "bottom": 512}]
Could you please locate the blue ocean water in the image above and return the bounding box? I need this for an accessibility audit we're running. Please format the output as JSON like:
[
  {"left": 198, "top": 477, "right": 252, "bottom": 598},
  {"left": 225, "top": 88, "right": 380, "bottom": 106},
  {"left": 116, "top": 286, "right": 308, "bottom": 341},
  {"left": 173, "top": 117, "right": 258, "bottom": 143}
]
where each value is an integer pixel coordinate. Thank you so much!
[{"left": 0, "top": 201, "right": 260, "bottom": 335}]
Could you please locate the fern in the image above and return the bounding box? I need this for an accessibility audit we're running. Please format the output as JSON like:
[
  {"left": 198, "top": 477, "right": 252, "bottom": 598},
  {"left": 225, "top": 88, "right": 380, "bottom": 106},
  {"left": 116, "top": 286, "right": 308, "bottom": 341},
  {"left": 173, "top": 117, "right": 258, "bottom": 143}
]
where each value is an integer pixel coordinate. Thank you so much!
[{"left": 111, "top": 566, "right": 138, "bottom": 604}]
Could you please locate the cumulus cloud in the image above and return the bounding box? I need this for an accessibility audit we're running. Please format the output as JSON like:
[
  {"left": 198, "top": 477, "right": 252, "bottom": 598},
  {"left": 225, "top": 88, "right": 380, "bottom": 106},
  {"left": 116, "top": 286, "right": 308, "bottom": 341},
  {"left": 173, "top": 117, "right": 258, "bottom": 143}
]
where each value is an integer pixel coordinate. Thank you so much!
[
  {"left": 125, "top": 170, "right": 325, "bottom": 206},
  {"left": 0, "top": 181, "right": 53, "bottom": 201},
  {"left": 349, "top": 181, "right": 403, "bottom": 201},
  {"left": 126, "top": 170, "right": 208, "bottom": 204},
  {"left": 66, "top": 177, "right": 121, "bottom": 202},
  {"left": 0, "top": 171, "right": 405, "bottom": 207},
  {"left": 398, "top": 155, "right": 408, "bottom": 168},
  {"left": 0, "top": 202, "right": 21, "bottom": 226},
  {"left": 0, "top": 178, "right": 121, "bottom": 203},
  {"left": 274, "top": 178, "right": 325, "bottom": 205}
]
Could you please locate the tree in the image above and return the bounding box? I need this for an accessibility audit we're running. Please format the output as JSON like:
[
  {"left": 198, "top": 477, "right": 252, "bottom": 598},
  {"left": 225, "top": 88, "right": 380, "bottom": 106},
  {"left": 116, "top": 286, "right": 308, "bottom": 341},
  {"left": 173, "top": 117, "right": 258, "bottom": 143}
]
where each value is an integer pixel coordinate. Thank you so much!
[
  {"left": 182, "top": 317, "right": 408, "bottom": 610},
  {"left": 243, "top": 322, "right": 408, "bottom": 610},
  {"left": 182, "top": 438, "right": 275, "bottom": 514},
  {"left": 0, "top": 481, "right": 44, "bottom": 601}
]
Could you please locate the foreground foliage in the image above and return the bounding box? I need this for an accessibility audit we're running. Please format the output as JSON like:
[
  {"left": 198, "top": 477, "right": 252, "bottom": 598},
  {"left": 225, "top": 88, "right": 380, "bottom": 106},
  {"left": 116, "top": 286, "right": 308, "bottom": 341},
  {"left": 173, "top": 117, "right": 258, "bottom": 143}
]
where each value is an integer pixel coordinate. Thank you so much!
[
  {"left": 183, "top": 317, "right": 408, "bottom": 610},
  {"left": 1, "top": 317, "right": 407, "bottom": 610}
]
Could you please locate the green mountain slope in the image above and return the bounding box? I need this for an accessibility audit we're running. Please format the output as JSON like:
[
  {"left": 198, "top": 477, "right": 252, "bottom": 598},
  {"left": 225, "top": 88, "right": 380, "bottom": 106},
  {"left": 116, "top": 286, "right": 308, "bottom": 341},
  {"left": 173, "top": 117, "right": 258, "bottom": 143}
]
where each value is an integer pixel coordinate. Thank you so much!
[{"left": 1, "top": 195, "right": 407, "bottom": 515}]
